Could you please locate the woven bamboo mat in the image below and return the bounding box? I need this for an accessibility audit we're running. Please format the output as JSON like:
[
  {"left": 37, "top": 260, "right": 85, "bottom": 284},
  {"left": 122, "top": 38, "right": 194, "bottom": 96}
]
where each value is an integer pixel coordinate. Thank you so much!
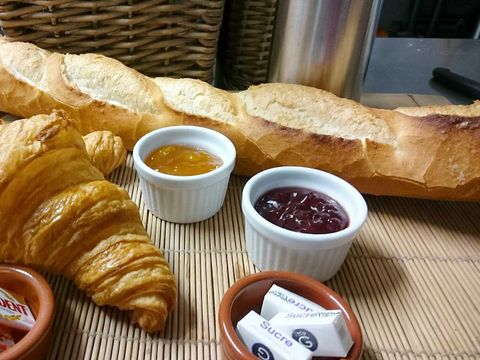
[
  {"left": 40, "top": 156, "right": 480, "bottom": 360},
  {"left": 2, "top": 94, "right": 480, "bottom": 359}
]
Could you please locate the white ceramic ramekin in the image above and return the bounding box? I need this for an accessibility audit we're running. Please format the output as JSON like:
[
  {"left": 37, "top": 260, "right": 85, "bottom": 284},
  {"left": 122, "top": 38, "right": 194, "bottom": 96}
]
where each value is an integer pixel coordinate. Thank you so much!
[
  {"left": 241, "top": 166, "right": 368, "bottom": 281},
  {"left": 133, "top": 126, "right": 236, "bottom": 223}
]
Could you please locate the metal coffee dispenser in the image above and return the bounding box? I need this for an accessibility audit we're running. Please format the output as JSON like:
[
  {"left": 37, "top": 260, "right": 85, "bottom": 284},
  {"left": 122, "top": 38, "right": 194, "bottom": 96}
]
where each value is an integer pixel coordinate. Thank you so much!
[{"left": 219, "top": 0, "right": 382, "bottom": 100}]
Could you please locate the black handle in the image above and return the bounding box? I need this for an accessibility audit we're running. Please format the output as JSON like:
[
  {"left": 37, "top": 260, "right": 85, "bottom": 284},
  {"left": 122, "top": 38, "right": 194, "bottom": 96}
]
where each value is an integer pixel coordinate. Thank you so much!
[{"left": 432, "top": 67, "right": 480, "bottom": 99}]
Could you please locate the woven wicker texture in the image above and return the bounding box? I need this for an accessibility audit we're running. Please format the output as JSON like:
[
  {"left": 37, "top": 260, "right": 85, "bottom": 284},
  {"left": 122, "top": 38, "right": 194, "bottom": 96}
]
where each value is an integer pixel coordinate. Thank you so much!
[
  {"left": 1, "top": 94, "right": 480, "bottom": 359},
  {"left": 218, "top": 0, "right": 277, "bottom": 89},
  {"left": 0, "top": 0, "right": 224, "bottom": 81}
]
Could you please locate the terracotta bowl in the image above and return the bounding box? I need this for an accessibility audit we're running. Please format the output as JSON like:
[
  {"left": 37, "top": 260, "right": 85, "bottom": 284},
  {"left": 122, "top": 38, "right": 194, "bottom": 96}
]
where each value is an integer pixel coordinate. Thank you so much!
[
  {"left": 219, "top": 271, "right": 363, "bottom": 360},
  {"left": 0, "top": 265, "right": 55, "bottom": 360}
]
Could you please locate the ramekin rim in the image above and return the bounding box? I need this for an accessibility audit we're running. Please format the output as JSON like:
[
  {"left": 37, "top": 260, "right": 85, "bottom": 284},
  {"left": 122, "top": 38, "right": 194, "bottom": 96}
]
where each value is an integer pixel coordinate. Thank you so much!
[
  {"left": 132, "top": 125, "right": 236, "bottom": 184},
  {"left": 241, "top": 166, "right": 368, "bottom": 247}
]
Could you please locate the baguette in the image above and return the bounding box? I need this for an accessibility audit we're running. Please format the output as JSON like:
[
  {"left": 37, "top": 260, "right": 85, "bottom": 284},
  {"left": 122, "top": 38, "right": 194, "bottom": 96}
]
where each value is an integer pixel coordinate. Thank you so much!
[
  {"left": 0, "top": 40, "right": 479, "bottom": 200},
  {"left": 0, "top": 40, "right": 180, "bottom": 148}
]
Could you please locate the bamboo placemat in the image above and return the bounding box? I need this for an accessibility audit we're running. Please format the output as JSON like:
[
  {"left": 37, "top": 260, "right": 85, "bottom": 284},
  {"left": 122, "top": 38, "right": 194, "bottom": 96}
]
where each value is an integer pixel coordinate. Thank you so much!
[
  {"left": 2, "top": 94, "right": 480, "bottom": 359},
  {"left": 41, "top": 157, "right": 480, "bottom": 360},
  {"left": 42, "top": 162, "right": 480, "bottom": 360}
]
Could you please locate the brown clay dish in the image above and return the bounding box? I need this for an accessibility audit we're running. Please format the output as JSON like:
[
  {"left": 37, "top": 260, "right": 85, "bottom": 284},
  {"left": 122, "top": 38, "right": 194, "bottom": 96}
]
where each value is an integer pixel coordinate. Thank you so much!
[
  {"left": 219, "top": 271, "right": 363, "bottom": 360},
  {"left": 0, "top": 264, "right": 55, "bottom": 360}
]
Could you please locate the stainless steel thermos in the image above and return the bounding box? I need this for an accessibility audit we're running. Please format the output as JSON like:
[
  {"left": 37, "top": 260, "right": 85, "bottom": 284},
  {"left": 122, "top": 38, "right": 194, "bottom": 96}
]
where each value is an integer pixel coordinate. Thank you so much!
[{"left": 267, "top": 0, "right": 383, "bottom": 100}]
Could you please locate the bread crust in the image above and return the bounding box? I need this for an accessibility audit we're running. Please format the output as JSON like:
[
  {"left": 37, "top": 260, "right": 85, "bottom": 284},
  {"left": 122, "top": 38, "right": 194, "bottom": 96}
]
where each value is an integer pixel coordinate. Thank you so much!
[
  {"left": 395, "top": 100, "right": 480, "bottom": 117},
  {"left": 45, "top": 53, "right": 181, "bottom": 148},
  {"left": 153, "top": 77, "right": 280, "bottom": 175},
  {"left": 0, "top": 42, "right": 63, "bottom": 119},
  {"left": 1, "top": 40, "right": 480, "bottom": 200}
]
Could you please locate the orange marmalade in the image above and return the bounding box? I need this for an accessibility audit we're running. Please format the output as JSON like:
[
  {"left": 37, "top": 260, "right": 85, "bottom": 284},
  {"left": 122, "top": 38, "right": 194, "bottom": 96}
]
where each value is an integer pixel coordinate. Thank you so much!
[{"left": 145, "top": 144, "right": 223, "bottom": 176}]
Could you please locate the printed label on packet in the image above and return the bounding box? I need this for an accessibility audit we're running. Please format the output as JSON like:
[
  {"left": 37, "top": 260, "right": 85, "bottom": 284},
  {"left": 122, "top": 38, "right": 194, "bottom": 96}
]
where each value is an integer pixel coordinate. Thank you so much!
[
  {"left": 270, "top": 310, "right": 354, "bottom": 357},
  {"left": 0, "top": 324, "right": 15, "bottom": 353},
  {"left": 260, "top": 284, "right": 325, "bottom": 320},
  {"left": 236, "top": 311, "right": 313, "bottom": 360},
  {"left": 0, "top": 287, "right": 35, "bottom": 332}
]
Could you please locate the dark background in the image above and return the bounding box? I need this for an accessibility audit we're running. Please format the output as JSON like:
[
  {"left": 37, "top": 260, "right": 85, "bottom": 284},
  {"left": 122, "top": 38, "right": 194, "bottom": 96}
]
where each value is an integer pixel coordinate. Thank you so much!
[{"left": 377, "top": 0, "right": 480, "bottom": 38}]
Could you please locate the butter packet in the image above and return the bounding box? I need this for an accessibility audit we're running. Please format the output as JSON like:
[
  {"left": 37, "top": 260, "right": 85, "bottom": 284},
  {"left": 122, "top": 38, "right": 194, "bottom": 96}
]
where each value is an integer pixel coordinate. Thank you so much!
[
  {"left": 0, "top": 287, "right": 35, "bottom": 332},
  {"left": 0, "top": 324, "right": 15, "bottom": 353}
]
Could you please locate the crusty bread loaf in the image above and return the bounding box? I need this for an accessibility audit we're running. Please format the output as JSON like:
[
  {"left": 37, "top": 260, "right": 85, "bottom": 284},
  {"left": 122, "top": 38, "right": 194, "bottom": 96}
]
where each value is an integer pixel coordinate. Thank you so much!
[
  {"left": 0, "top": 40, "right": 180, "bottom": 149},
  {"left": 395, "top": 101, "right": 480, "bottom": 117},
  {"left": 0, "top": 39, "right": 479, "bottom": 200}
]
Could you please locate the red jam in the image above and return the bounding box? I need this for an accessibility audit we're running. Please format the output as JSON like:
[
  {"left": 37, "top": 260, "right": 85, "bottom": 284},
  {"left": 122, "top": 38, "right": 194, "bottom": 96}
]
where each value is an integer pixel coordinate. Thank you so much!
[{"left": 254, "top": 187, "right": 349, "bottom": 234}]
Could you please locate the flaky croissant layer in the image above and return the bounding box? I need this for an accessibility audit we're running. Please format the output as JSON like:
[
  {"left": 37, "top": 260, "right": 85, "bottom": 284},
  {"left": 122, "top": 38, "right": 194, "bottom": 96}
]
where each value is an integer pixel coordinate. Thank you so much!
[{"left": 0, "top": 111, "right": 176, "bottom": 332}]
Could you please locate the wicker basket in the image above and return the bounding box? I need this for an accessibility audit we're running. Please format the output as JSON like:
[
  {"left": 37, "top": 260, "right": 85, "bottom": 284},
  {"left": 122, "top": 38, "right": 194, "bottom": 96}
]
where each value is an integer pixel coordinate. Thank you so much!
[
  {"left": 0, "top": 0, "right": 225, "bottom": 82},
  {"left": 217, "top": 0, "right": 277, "bottom": 90}
]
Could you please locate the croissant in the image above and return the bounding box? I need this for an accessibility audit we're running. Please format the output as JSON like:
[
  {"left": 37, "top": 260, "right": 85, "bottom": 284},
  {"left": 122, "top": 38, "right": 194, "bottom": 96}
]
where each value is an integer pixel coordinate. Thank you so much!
[
  {"left": 1, "top": 117, "right": 126, "bottom": 176},
  {"left": 83, "top": 131, "right": 127, "bottom": 176},
  {"left": 0, "top": 111, "right": 176, "bottom": 332}
]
